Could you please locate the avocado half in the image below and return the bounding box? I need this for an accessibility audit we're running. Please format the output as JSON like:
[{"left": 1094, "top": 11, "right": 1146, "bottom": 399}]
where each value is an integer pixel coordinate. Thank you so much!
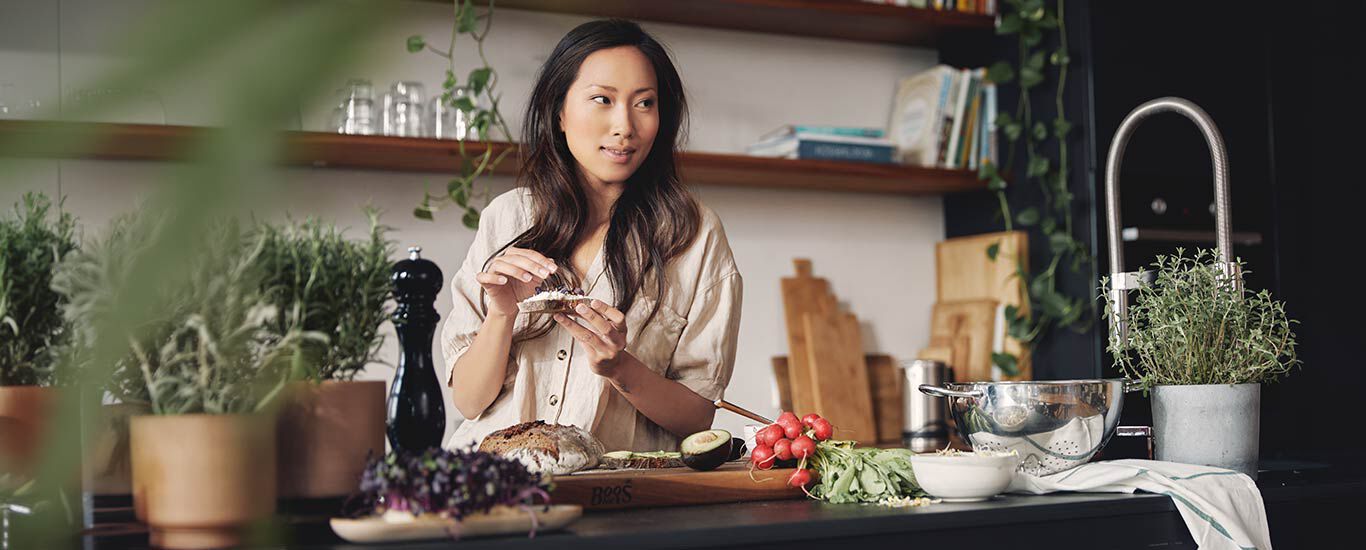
[{"left": 681, "top": 429, "right": 734, "bottom": 471}]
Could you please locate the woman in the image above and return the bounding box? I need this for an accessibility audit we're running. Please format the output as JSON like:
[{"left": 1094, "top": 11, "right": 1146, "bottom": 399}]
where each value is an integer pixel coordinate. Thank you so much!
[{"left": 441, "top": 19, "right": 742, "bottom": 453}]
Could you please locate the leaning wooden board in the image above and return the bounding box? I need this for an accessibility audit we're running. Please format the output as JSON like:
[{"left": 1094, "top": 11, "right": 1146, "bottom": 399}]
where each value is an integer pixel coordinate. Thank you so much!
[
  {"left": 935, "top": 231, "right": 1032, "bottom": 380},
  {"left": 550, "top": 463, "right": 803, "bottom": 510},
  {"left": 803, "top": 311, "right": 878, "bottom": 445},
  {"left": 780, "top": 259, "right": 836, "bottom": 417},
  {"left": 929, "top": 299, "right": 998, "bottom": 382}
]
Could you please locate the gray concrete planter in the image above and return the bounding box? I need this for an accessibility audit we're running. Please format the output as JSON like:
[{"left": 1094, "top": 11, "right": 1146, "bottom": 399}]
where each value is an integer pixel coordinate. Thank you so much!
[{"left": 1151, "top": 383, "right": 1260, "bottom": 478}]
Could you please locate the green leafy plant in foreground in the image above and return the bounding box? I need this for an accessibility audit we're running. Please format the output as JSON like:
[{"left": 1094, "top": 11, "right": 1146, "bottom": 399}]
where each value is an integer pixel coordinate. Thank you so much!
[
  {"left": 52, "top": 214, "right": 321, "bottom": 414},
  {"left": 0, "top": 193, "right": 78, "bottom": 386},
  {"left": 1101, "top": 248, "right": 1300, "bottom": 389},
  {"left": 253, "top": 210, "right": 394, "bottom": 382}
]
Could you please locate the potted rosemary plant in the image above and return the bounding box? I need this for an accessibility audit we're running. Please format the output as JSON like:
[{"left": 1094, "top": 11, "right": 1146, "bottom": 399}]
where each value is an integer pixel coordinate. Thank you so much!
[
  {"left": 0, "top": 193, "right": 77, "bottom": 478},
  {"left": 253, "top": 211, "right": 393, "bottom": 499},
  {"left": 1103, "top": 249, "right": 1299, "bottom": 478},
  {"left": 54, "top": 215, "right": 310, "bottom": 549}
]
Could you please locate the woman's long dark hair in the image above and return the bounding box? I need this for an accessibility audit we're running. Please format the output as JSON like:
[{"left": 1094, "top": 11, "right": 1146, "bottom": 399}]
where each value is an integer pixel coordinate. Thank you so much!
[{"left": 487, "top": 19, "right": 700, "bottom": 343}]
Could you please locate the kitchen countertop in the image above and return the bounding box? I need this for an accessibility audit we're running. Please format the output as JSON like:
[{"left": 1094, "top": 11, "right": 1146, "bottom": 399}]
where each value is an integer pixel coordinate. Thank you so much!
[{"left": 78, "top": 458, "right": 1364, "bottom": 550}]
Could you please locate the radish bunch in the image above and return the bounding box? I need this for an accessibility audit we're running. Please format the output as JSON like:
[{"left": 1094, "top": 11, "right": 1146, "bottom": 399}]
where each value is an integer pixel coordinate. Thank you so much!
[{"left": 749, "top": 411, "right": 835, "bottom": 488}]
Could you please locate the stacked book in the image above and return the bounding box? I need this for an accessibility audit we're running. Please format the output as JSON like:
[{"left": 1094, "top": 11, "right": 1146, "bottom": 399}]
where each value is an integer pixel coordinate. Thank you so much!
[
  {"left": 745, "top": 125, "right": 896, "bottom": 164},
  {"left": 887, "top": 64, "right": 998, "bottom": 170}
]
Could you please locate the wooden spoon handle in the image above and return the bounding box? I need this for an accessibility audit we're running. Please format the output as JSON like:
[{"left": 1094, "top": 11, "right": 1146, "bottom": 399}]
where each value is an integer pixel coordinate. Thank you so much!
[{"left": 713, "top": 399, "right": 773, "bottom": 425}]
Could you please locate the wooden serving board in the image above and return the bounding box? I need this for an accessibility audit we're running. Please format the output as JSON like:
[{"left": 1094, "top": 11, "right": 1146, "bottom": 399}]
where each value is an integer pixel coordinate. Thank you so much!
[
  {"left": 930, "top": 299, "right": 998, "bottom": 382},
  {"left": 330, "top": 505, "right": 582, "bottom": 543},
  {"left": 935, "top": 231, "right": 1032, "bottom": 380},
  {"left": 865, "top": 354, "right": 904, "bottom": 445},
  {"left": 804, "top": 311, "right": 878, "bottom": 445},
  {"left": 550, "top": 463, "right": 804, "bottom": 510},
  {"left": 780, "top": 259, "right": 836, "bottom": 417}
]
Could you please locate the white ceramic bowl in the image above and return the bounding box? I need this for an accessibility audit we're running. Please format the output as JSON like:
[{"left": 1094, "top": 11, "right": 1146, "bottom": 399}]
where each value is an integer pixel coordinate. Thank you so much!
[{"left": 909, "top": 451, "right": 1020, "bottom": 502}]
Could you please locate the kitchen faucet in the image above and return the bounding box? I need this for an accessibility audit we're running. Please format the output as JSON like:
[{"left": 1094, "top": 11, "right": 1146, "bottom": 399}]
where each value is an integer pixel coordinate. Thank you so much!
[{"left": 1103, "top": 97, "right": 1241, "bottom": 341}]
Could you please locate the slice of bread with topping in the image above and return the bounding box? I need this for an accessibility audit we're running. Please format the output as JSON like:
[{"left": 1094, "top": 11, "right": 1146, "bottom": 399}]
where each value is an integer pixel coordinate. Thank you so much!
[{"left": 517, "top": 285, "right": 593, "bottom": 315}]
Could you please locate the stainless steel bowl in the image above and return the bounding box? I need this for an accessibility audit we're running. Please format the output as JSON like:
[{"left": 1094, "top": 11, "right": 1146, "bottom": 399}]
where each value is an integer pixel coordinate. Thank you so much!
[{"left": 919, "top": 379, "right": 1138, "bottom": 476}]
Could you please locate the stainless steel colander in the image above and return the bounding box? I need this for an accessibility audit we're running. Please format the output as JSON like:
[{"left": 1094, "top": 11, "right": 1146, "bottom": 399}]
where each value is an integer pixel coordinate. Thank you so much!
[{"left": 919, "top": 379, "right": 1138, "bottom": 476}]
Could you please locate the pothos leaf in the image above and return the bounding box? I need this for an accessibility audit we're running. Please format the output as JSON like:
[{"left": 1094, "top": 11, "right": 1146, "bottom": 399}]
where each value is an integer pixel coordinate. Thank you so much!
[
  {"left": 467, "top": 67, "right": 492, "bottom": 95},
  {"left": 987, "top": 61, "right": 1016, "bottom": 84},
  {"left": 1032, "top": 121, "right": 1048, "bottom": 141},
  {"left": 1027, "top": 155, "right": 1050, "bottom": 177},
  {"left": 1049, "top": 232, "right": 1073, "bottom": 254},
  {"left": 461, "top": 208, "right": 480, "bottom": 230},
  {"left": 978, "top": 161, "right": 998, "bottom": 182},
  {"left": 1003, "top": 122, "right": 1023, "bottom": 142},
  {"left": 997, "top": 13, "right": 1022, "bottom": 34},
  {"left": 406, "top": 35, "right": 426, "bottom": 53},
  {"left": 1016, "top": 207, "right": 1040, "bottom": 227},
  {"left": 1053, "top": 117, "right": 1072, "bottom": 138},
  {"left": 992, "top": 352, "right": 1020, "bottom": 376},
  {"left": 457, "top": 0, "right": 478, "bottom": 33}
]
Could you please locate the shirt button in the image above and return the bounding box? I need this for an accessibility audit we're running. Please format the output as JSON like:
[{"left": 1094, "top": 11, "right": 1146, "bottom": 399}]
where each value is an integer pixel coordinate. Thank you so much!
[
  {"left": 557, "top": 349, "right": 568, "bottom": 360},
  {"left": 549, "top": 395, "right": 559, "bottom": 406}
]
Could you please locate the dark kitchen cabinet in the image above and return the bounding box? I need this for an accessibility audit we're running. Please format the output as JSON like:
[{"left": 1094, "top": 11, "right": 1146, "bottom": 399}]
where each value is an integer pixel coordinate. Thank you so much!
[{"left": 944, "top": 0, "right": 1365, "bottom": 459}]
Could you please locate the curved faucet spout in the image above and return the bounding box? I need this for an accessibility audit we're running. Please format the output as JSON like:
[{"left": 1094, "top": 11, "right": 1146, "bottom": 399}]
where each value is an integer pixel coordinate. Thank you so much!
[{"left": 1104, "top": 97, "right": 1240, "bottom": 341}]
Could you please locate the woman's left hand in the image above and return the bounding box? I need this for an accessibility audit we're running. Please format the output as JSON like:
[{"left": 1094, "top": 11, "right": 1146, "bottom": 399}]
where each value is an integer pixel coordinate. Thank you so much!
[{"left": 554, "top": 299, "right": 630, "bottom": 378}]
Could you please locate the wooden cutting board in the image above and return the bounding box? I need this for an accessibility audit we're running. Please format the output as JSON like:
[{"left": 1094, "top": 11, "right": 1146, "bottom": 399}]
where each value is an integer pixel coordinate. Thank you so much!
[
  {"left": 803, "top": 311, "right": 877, "bottom": 445},
  {"left": 929, "top": 299, "right": 998, "bottom": 382},
  {"left": 770, "top": 356, "right": 793, "bottom": 413},
  {"left": 865, "top": 354, "right": 903, "bottom": 445},
  {"left": 775, "top": 353, "right": 901, "bottom": 446},
  {"left": 935, "top": 231, "right": 1032, "bottom": 380},
  {"left": 780, "top": 259, "right": 836, "bottom": 417},
  {"left": 551, "top": 463, "right": 803, "bottom": 510}
]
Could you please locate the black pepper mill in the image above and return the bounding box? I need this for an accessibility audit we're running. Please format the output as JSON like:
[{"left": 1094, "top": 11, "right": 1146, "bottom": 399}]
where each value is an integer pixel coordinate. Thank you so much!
[{"left": 387, "top": 246, "right": 446, "bottom": 453}]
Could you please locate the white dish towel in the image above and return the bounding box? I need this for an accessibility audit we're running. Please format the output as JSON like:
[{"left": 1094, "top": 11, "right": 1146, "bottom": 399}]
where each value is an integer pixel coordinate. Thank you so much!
[{"left": 1009, "top": 459, "right": 1272, "bottom": 550}]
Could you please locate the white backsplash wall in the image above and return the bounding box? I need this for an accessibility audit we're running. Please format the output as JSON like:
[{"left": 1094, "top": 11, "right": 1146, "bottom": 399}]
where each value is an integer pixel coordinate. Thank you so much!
[{"left": 1, "top": 0, "right": 943, "bottom": 442}]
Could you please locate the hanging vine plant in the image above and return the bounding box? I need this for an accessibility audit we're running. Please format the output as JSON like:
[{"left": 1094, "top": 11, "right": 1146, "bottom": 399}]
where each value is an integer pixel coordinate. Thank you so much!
[
  {"left": 980, "top": 0, "right": 1092, "bottom": 374},
  {"left": 407, "top": 0, "right": 514, "bottom": 228}
]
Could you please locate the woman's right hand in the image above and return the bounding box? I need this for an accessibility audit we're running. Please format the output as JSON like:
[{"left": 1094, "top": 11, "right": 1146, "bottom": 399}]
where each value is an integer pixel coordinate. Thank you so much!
[{"left": 475, "top": 247, "right": 558, "bottom": 317}]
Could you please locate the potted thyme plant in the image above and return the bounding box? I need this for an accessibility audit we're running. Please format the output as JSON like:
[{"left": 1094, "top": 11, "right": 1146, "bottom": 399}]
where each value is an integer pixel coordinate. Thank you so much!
[
  {"left": 54, "top": 215, "right": 312, "bottom": 549},
  {"left": 0, "top": 193, "right": 77, "bottom": 479},
  {"left": 1103, "top": 248, "right": 1299, "bottom": 478},
  {"left": 253, "top": 211, "right": 394, "bottom": 499}
]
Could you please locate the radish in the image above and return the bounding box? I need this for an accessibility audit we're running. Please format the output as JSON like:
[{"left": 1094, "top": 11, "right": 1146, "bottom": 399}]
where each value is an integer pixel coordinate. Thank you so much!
[
  {"left": 782, "top": 422, "right": 802, "bottom": 439},
  {"left": 757, "top": 424, "right": 784, "bottom": 448},
  {"left": 812, "top": 418, "right": 834, "bottom": 441},
  {"left": 790, "top": 435, "right": 816, "bottom": 460},
  {"left": 751, "top": 445, "right": 776, "bottom": 470},
  {"left": 787, "top": 469, "right": 813, "bottom": 488},
  {"left": 777, "top": 411, "right": 800, "bottom": 426},
  {"left": 801, "top": 413, "right": 821, "bottom": 427},
  {"left": 773, "top": 438, "right": 794, "bottom": 461}
]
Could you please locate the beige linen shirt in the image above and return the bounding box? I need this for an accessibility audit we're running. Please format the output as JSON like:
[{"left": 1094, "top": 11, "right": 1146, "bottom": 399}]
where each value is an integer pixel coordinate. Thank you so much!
[{"left": 441, "top": 188, "right": 742, "bottom": 453}]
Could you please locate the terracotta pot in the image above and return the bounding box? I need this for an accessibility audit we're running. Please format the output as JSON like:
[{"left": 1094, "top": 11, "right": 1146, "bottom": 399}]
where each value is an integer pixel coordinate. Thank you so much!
[
  {"left": 0, "top": 385, "right": 57, "bottom": 477},
  {"left": 88, "top": 403, "right": 152, "bottom": 495},
  {"left": 132, "top": 414, "right": 276, "bottom": 549},
  {"left": 276, "top": 380, "right": 386, "bottom": 499}
]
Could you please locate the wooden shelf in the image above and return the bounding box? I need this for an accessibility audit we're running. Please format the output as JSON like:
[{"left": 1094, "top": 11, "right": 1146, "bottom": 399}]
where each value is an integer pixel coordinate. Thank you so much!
[
  {"left": 0, "top": 121, "right": 986, "bottom": 196},
  {"left": 458, "top": 0, "right": 996, "bottom": 47}
]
